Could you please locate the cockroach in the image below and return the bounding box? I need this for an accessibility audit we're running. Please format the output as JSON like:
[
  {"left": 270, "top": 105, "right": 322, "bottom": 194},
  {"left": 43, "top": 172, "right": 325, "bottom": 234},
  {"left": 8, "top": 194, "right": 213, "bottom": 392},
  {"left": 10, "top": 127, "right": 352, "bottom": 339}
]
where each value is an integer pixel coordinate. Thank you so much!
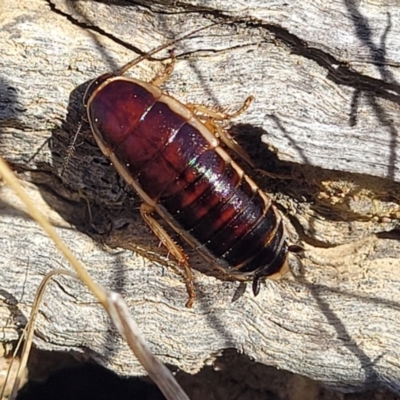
[{"left": 81, "top": 23, "right": 294, "bottom": 307}]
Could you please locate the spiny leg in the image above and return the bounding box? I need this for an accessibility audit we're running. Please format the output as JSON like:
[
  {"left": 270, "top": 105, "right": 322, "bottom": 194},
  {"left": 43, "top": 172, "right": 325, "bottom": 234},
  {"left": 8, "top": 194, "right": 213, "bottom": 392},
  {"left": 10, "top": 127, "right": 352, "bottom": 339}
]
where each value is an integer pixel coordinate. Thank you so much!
[
  {"left": 140, "top": 203, "right": 195, "bottom": 307},
  {"left": 187, "top": 95, "right": 254, "bottom": 121},
  {"left": 204, "top": 117, "right": 255, "bottom": 167},
  {"left": 188, "top": 98, "right": 296, "bottom": 180},
  {"left": 187, "top": 96, "right": 255, "bottom": 167},
  {"left": 150, "top": 50, "right": 176, "bottom": 87}
]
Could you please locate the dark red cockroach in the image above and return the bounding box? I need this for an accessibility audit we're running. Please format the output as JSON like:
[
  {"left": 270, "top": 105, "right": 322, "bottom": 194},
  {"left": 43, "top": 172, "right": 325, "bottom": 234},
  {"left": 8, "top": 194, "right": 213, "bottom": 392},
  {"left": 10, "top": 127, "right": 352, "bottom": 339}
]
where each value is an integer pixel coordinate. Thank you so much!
[{"left": 82, "top": 24, "right": 293, "bottom": 307}]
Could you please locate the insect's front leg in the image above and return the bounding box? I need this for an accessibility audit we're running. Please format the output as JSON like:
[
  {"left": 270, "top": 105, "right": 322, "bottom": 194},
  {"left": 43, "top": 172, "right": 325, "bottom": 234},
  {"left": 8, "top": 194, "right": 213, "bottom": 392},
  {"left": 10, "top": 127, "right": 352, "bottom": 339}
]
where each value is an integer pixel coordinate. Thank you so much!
[{"left": 187, "top": 95, "right": 254, "bottom": 121}]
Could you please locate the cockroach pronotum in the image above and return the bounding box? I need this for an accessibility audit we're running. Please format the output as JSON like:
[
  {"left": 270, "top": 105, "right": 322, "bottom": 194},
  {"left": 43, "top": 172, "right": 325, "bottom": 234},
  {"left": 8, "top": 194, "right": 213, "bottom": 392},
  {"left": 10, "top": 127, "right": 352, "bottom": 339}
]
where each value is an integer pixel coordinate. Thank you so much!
[{"left": 81, "top": 23, "right": 296, "bottom": 307}]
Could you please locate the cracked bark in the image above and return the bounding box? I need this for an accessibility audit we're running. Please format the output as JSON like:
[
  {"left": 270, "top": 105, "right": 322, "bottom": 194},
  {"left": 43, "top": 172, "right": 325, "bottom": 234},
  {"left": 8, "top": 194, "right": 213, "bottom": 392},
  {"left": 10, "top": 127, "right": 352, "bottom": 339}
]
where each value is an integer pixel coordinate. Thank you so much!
[{"left": 1, "top": 0, "right": 400, "bottom": 396}]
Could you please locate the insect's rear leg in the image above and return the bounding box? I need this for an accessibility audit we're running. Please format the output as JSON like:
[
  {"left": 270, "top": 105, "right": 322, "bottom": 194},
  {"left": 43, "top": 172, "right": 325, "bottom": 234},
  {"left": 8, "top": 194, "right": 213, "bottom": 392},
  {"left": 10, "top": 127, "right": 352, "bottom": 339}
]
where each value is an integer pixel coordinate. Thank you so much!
[
  {"left": 187, "top": 97, "right": 255, "bottom": 167},
  {"left": 140, "top": 203, "right": 196, "bottom": 307}
]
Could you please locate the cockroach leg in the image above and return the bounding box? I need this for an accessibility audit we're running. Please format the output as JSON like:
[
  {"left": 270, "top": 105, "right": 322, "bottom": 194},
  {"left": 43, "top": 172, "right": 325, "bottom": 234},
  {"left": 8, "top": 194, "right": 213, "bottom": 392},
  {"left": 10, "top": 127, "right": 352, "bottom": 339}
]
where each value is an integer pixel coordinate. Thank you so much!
[
  {"left": 150, "top": 51, "right": 176, "bottom": 87},
  {"left": 187, "top": 96, "right": 255, "bottom": 167},
  {"left": 140, "top": 203, "right": 188, "bottom": 265},
  {"left": 207, "top": 119, "right": 255, "bottom": 167},
  {"left": 140, "top": 203, "right": 196, "bottom": 307},
  {"left": 187, "top": 95, "right": 254, "bottom": 121}
]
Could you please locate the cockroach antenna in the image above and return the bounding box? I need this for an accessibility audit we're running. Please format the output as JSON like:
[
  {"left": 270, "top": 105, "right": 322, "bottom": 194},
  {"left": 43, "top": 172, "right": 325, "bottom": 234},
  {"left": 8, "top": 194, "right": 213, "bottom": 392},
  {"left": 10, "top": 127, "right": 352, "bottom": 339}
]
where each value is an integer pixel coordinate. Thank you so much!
[{"left": 116, "top": 22, "right": 219, "bottom": 75}]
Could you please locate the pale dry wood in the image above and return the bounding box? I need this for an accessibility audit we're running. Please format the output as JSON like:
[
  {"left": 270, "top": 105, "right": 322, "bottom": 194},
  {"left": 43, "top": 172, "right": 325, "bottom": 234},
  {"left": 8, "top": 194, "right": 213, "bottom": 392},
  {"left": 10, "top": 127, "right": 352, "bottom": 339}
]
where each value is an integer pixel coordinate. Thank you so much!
[{"left": 1, "top": 0, "right": 400, "bottom": 395}]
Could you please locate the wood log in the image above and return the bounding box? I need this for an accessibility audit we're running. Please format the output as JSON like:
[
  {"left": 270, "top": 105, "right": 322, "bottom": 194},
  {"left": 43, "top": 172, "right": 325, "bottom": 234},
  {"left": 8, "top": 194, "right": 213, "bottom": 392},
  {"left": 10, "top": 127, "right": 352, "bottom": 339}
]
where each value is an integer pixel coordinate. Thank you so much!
[{"left": 1, "top": 0, "right": 400, "bottom": 394}]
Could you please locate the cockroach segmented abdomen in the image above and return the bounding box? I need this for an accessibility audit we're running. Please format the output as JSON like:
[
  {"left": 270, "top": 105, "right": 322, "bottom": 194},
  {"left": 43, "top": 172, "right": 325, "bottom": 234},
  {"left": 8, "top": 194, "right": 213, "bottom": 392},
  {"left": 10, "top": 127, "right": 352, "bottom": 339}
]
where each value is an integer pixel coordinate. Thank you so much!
[{"left": 83, "top": 24, "right": 292, "bottom": 306}]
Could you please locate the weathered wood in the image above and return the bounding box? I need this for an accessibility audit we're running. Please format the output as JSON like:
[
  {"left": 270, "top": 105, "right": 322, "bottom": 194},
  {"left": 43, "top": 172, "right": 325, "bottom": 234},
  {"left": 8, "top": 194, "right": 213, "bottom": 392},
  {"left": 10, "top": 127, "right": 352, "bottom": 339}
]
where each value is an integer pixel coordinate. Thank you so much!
[{"left": 1, "top": 0, "right": 400, "bottom": 395}]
